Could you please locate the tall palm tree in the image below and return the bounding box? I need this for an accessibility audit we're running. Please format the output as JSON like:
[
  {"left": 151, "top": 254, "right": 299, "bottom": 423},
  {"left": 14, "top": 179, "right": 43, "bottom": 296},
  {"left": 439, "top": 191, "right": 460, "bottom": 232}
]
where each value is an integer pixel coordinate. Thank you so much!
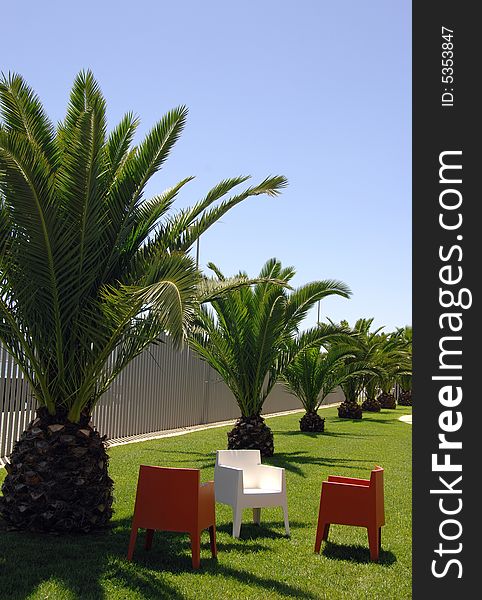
[
  {"left": 0, "top": 71, "right": 287, "bottom": 532},
  {"left": 189, "top": 259, "right": 351, "bottom": 455},
  {"left": 282, "top": 343, "right": 371, "bottom": 431}
]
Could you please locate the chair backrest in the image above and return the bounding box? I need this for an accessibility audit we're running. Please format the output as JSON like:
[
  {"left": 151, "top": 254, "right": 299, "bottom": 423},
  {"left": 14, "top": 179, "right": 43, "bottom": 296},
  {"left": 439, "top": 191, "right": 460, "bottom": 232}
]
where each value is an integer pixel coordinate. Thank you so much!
[
  {"left": 216, "top": 449, "right": 261, "bottom": 468},
  {"left": 369, "top": 466, "right": 385, "bottom": 525},
  {"left": 133, "top": 465, "right": 200, "bottom": 530}
]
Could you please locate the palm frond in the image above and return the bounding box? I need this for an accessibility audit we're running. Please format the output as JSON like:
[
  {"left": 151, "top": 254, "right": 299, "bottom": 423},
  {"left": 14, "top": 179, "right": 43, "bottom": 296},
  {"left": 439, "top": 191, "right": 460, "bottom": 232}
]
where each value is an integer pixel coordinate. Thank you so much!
[
  {"left": 0, "top": 72, "right": 57, "bottom": 166},
  {"left": 0, "top": 71, "right": 288, "bottom": 422},
  {"left": 189, "top": 259, "right": 350, "bottom": 417},
  {"left": 161, "top": 175, "right": 288, "bottom": 252},
  {"left": 104, "top": 111, "right": 139, "bottom": 178}
]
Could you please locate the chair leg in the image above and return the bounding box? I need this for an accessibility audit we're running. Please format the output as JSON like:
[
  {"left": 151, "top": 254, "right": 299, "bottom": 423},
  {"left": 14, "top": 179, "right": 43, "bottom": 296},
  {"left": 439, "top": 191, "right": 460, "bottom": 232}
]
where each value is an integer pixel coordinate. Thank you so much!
[
  {"left": 282, "top": 503, "right": 290, "bottom": 536},
  {"left": 368, "top": 526, "right": 381, "bottom": 561},
  {"left": 315, "top": 520, "right": 330, "bottom": 553},
  {"left": 209, "top": 525, "right": 217, "bottom": 558},
  {"left": 233, "top": 506, "right": 243, "bottom": 538},
  {"left": 144, "top": 528, "right": 154, "bottom": 550},
  {"left": 190, "top": 533, "right": 201, "bottom": 569},
  {"left": 253, "top": 508, "right": 261, "bottom": 525},
  {"left": 127, "top": 525, "right": 138, "bottom": 560}
]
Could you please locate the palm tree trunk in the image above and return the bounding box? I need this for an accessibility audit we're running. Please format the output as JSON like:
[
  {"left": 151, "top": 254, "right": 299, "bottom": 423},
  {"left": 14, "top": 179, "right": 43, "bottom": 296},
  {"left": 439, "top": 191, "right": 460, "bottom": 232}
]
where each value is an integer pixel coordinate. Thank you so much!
[
  {"left": 361, "top": 397, "right": 381, "bottom": 412},
  {"left": 227, "top": 415, "right": 274, "bottom": 457},
  {"left": 398, "top": 390, "right": 412, "bottom": 406},
  {"left": 378, "top": 392, "right": 397, "bottom": 409},
  {"left": 0, "top": 407, "right": 114, "bottom": 532},
  {"left": 337, "top": 401, "right": 363, "bottom": 419},
  {"left": 299, "top": 410, "right": 325, "bottom": 432}
]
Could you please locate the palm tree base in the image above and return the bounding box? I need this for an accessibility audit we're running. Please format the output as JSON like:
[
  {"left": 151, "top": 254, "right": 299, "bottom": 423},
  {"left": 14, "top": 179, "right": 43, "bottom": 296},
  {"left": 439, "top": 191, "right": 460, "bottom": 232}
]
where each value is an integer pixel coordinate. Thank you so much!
[
  {"left": 0, "top": 407, "right": 114, "bottom": 533},
  {"left": 398, "top": 390, "right": 412, "bottom": 406},
  {"left": 378, "top": 392, "right": 397, "bottom": 409},
  {"left": 299, "top": 411, "right": 325, "bottom": 432},
  {"left": 361, "top": 398, "right": 381, "bottom": 412},
  {"left": 337, "top": 401, "right": 363, "bottom": 419},
  {"left": 227, "top": 415, "right": 274, "bottom": 457}
]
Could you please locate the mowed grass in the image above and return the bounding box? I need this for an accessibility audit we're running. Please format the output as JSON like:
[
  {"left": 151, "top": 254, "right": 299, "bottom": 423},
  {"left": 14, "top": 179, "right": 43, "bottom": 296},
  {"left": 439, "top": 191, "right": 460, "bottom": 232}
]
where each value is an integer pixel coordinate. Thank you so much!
[{"left": 0, "top": 407, "right": 412, "bottom": 600}]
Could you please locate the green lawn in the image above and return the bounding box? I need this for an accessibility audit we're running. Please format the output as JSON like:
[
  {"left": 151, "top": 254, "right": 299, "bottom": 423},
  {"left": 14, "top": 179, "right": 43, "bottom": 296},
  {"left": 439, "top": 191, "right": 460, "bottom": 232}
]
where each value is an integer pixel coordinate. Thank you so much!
[{"left": 0, "top": 407, "right": 412, "bottom": 600}]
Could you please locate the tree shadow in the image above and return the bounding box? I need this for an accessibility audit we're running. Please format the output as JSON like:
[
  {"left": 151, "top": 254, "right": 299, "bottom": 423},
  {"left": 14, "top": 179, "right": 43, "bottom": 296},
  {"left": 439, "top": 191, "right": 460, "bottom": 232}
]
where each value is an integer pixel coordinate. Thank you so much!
[
  {"left": 0, "top": 516, "right": 317, "bottom": 600},
  {"left": 266, "top": 451, "right": 367, "bottom": 477},
  {"left": 275, "top": 430, "right": 365, "bottom": 439},
  {"left": 216, "top": 519, "right": 308, "bottom": 541},
  {"left": 320, "top": 540, "right": 397, "bottom": 566},
  {"left": 0, "top": 521, "right": 185, "bottom": 600},
  {"left": 122, "top": 448, "right": 217, "bottom": 471},
  {"left": 216, "top": 539, "right": 272, "bottom": 553},
  {"left": 125, "top": 447, "right": 371, "bottom": 477},
  {"left": 137, "top": 527, "right": 275, "bottom": 554},
  {"left": 360, "top": 416, "right": 399, "bottom": 424},
  {"left": 201, "top": 563, "right": 319, "bottom": 598},
  {"left": 125, "top": 530, "right": 219, "bottom": 573},
  {"left": 275, "top": 427, "right": 388, "bottom": 441},
  {"left": 136, "top": 535, "right": 319, "bottom": 599},
  {"left": 173, "top": 458, "right": 215, "bottom": 471},
  {"left": 142, "top": 553, "right": 320, "bottom": 598}
]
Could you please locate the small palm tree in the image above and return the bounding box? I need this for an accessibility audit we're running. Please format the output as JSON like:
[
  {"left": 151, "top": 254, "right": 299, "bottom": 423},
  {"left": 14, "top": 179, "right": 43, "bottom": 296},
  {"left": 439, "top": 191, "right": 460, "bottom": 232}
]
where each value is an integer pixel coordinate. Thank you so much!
[
  {"left": 376, "top": 330, "right": 411, "bottom": 409},
  {"left": 397, "top": 326, "right": 412, "bottom": 405},
  {"left": 282, "top": 343, "right": 369, "bottom": 431},
  {"left": 336, "top": 319, "right": 387, "bottom": 417},
  {"left": 336, "top": 320, "right": 411, "bottom": 414},
  {"left": 398, "top": 373, "right": 412, "bottom": 405},
  {"left": 0, "top": 71, "right": 287, "bottom": 532},
  {"left": 189, "top": 259, "right": 351, "bottom": 455}
]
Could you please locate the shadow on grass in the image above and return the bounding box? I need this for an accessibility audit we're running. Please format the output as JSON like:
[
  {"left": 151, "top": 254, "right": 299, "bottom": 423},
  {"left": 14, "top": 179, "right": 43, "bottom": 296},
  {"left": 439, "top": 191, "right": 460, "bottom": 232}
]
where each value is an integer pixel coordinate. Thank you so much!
[
  {"left": 0, "top": 516, "right": 317, "bottom": 600},
  {"left": 114, "top": 447, "right": 369, "bottom": 478},
  {"left": 266, "top": 451, "right": 367, "bottom": 477},
  {"left": 203, "top": 563, "right": 319, "bottom": 598},
  {"left": 124, "top": 448, "right": 217, "bottom": 470},
  {"left": 124, "top": 529, "right": 269, "bottom": 569},
  {"left": 0, "top": 522, "right": 184, "bottom": 600},
  {"left": 321, "top": 540, "right": 397, "bottom": 566},
  {"left": 276, "top": 430, "right": 361, "bottom": 439},
  {"left": 216, "top": 519, "right": 308, "bottom": 541},
  {"left": 359, "top": 416, "right": 399, "bottom": 425}
]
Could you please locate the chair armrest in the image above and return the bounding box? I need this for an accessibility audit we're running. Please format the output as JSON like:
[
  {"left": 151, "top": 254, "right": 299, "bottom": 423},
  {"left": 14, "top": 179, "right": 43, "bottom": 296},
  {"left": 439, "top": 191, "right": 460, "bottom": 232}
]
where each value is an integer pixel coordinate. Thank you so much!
[
  {"left": 322, "top": 481, "right": 370, "bottom": 499},
  {"left": 199, "top": 480, "right": 215, "bottom": 525},
  {"left": 255, "top": 465, "right": 284, "bottom": 491},
  {"left": 214, "top": 465, "right": 243, "bottom": 504},
  {"left": 327, "top": 475, "right": 370, "bottom": 486},
  {"left": 200, "top": 480, "right": 215, "bottom": 497}
]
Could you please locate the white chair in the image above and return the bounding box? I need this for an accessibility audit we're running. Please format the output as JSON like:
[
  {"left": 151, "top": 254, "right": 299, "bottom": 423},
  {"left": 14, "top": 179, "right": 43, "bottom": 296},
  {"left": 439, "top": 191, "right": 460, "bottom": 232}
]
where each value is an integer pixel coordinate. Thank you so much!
[{"left": 214, "top": 449, "right": 290, "bottom": 538}]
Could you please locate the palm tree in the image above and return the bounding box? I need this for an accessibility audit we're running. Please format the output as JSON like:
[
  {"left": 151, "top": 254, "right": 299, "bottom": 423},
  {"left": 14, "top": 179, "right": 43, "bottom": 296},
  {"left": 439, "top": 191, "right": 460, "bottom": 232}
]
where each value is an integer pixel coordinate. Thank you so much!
[
  {"left": 0, "top": 71, "right": 287, "bottom": 532},
  {"left": 335, "top": 320, "right": 411, "bottom": 415},
  {"left": 189, "top": 259, "right": 351, "bottom": 455},
  {"left": 360, "top": 331, "right": 394, "bottom": 411},
  {"left": 396, "top": 326, "right": 412, "bottom": 406},
  {"left": 398, "top": 373, "right": 412, "bottom": 406},
  {"left": 282, "top": 343, "right": 370, "bottom": 431},
  {"left": 336, "top": 319, "right": 386, "bottom": 417},
  {"left": 376, "top": 329, "right": 411, "bottom": 409}
]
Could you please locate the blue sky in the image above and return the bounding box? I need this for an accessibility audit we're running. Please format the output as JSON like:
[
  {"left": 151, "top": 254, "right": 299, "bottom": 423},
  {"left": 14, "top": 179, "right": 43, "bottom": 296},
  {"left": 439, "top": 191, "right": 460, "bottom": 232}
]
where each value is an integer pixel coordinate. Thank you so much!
[{"left": 2, "top": 0, "right": 411, "bottom": 332}]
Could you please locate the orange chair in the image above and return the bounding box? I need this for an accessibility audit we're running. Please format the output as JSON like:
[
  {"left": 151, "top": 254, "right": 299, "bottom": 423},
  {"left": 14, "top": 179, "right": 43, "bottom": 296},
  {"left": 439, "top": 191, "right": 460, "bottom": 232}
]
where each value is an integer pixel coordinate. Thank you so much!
[
  {"left": 314, "top": 466, "right": 385, "bottom": 561},
  {"left": 127, "top": 465, "right": 217, "bottom": 569}
]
